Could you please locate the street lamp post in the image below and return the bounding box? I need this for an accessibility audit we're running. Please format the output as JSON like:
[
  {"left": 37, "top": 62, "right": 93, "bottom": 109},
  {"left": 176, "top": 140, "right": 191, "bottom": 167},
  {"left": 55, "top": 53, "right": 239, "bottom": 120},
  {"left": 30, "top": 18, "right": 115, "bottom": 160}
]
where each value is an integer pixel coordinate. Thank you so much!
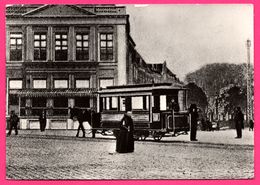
[{"left": 246, "top": 39, "right": 253, "bottom": 125}]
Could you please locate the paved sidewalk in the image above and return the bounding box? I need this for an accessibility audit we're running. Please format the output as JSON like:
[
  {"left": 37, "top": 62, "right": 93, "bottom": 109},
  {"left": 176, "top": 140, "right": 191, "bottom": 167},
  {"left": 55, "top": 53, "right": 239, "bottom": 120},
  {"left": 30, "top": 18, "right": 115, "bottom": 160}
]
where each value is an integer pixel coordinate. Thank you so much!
[{"left": 7, "top": 128, "right": 254, "bottom": 146}]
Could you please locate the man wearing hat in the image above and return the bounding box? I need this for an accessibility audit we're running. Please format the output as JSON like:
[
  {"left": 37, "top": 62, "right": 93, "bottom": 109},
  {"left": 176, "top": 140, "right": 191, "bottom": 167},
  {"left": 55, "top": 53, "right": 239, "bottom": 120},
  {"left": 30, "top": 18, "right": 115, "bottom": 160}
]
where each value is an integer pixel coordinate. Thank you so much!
[{"left": 7, "top": 111, "right": 19, "bottom": 136}]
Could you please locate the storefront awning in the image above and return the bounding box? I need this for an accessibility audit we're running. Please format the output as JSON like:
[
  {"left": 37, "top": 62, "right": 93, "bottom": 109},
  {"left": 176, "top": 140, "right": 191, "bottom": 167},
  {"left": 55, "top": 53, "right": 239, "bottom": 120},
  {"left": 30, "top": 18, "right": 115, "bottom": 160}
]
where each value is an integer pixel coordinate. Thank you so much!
[{"left": 9, "top": 88, "right": 97, "bottom": 98}]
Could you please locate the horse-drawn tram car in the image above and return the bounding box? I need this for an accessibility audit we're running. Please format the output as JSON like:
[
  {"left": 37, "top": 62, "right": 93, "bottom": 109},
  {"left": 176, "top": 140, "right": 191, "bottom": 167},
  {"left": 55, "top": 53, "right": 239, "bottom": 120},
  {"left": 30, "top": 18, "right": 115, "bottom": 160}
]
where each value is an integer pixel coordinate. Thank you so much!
[{"left": 95, "top": 83, "right": 190, "bottom": 141}]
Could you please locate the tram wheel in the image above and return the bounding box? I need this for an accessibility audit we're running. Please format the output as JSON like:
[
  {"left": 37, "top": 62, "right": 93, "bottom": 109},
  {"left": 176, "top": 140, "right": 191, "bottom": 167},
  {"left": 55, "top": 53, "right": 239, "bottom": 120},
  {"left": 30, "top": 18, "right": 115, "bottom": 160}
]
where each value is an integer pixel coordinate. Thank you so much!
[
  {"left": 153, "top": 132, "right": 163, "bottom": 141},
  {"left": 153, "top": 135, "right": 162, "bottom": 141}
]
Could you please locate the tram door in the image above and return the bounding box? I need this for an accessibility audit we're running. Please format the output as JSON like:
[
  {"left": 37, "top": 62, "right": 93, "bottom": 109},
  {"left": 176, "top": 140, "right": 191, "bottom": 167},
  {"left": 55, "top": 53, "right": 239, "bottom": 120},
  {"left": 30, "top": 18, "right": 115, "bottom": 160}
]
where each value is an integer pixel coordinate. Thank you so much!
[{"left": 151, "top": 95, "right": 171, "bottom": 130}]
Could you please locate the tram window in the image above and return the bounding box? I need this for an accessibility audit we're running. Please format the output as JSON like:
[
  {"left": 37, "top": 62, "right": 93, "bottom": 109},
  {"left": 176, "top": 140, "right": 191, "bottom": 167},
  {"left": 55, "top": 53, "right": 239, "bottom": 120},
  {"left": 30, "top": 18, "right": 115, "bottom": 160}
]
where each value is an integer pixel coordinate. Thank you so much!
[
  {"left": 160, "top": 95, "right": 167, "bottom": 111},
  {"left": 105, "top": 98, "right": 110, "bottom": 110},
  {"left": 132, "top": 96, "right": 148, "bottom": 110},
  {"left": 111, "top": 97, "right": 118, "bottom": 110},
  {"left": 178, "top": 90, "right": 185, "bottom": 111},
  {"left": 102, "top": 97, "right": 118, "bottom": 110},
  {"left": 132, "top": 97, "right": 143, "bottom": 110},
  {"left": 119, "top": 97, "right": 126, "bottom": 111},
  {"left": 101, "top": 98, "right": 107, "bottom": 110}
]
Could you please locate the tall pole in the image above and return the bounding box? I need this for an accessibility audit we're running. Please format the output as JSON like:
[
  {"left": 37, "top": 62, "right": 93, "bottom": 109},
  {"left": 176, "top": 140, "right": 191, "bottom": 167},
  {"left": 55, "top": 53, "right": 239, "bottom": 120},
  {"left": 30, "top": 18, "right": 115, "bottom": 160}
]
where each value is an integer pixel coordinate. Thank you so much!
[{"left": 246, "top": 39, "right": 253, "bottom": 124}]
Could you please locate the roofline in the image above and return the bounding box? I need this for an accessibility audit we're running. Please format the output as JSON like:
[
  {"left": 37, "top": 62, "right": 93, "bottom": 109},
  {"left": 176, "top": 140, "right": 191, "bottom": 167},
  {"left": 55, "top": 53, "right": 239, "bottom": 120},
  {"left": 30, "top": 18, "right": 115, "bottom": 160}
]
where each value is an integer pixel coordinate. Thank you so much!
[
  {"left": 128, "top": 35, "right": 136, "bottom": 47},
  {"left": 98, "top": 83, "right": 187, "bottom": 94},
  {"left": 6, "top": 14, "right": 129, "bottom": 19},
  {"left": 22, "top": 4, "right": 96, "bottom": 16},
  {"left": 105, "top": 83, "right": 173, "bottom": 89}
]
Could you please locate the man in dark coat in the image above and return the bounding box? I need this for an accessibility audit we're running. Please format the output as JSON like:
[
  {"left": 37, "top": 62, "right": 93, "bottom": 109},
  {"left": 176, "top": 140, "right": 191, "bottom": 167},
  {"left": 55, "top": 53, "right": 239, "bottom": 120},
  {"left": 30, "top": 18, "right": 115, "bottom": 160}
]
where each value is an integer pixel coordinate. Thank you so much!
[
  {"left": 116, "top": 112, "right": 134, "bottom": 153},
  {"left": 7, "top": 111, "right": 19, "bottom": 136},
  {"left": 39, "top": 110, "right": 47, "bottom": 132},
  {"left": 234, "top": 107, "right": 244, "bottom": 138},
  {"left": 76, "top": 109, "right": 86, "bottom": 138},
  {"left": 189, "top": 104, "right": 198, "bottom": 141},
  {"left": 91, "top": 109, "right": 101, "bottom": 138}
]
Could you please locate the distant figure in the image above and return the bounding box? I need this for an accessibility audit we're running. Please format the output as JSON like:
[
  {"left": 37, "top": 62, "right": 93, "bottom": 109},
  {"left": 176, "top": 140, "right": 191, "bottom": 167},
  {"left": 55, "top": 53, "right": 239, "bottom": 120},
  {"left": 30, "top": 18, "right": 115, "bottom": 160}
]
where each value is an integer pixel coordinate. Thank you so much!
[
  {"left": 234, "top": 107, "right": 244, "bottom": 138},
  {"left": 189, "top": 104, "right": 198, "bottom": 141},
  {"left": 201, "top": 118, "right": 206, "bottom": 131},
  {"left": 206, "top": 119, "right": 212, "bottom": 131},
  {"left": 7, "top": 111, "right": 19, "bottom": 136},
  {"left": 39, "top": 110, "right": 47, "bottom": 132},
  {"left": 249, "top": 120, "right": 254, "bottom": 131},
  {"left": 170, "top": 99, "right": 180, "bottom": 112},
  {"left": 76, "top": 109, "right": 86, "bottom": 138}
]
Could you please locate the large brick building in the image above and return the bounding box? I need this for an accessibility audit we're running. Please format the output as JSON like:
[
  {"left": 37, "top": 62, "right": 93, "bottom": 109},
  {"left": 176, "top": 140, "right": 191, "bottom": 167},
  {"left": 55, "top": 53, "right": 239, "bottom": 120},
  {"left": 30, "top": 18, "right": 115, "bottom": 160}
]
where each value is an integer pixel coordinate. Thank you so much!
[{"left": 6, "top": 4, "right": 180, "bottom": 129}]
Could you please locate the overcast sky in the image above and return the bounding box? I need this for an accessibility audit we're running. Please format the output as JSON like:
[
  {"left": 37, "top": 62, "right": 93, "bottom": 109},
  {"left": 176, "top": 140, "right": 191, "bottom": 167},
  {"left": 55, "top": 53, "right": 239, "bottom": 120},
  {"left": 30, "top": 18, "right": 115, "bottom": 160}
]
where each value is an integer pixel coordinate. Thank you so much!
[{"left": 125, "top": 4, "right": 253, "bottom": 81}]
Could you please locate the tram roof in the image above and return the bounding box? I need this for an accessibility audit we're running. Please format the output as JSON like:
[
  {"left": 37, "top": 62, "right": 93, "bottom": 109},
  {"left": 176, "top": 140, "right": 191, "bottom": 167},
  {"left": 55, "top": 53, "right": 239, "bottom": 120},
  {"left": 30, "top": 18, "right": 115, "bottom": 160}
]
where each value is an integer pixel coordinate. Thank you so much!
[{"left": 98, "top": 83, "right": 187, "bottom": 95}]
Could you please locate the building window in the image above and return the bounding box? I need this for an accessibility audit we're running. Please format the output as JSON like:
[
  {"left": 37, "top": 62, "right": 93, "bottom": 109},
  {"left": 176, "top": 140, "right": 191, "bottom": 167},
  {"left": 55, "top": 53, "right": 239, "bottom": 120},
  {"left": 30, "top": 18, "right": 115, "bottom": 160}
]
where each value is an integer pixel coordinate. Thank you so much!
[
  {"left": 31, "top": 97, "right": 46, "bottom": 116},
  {"left": 54, "top": 80, "right": 68, "bottom": 89},
  {"left": 55, "top": 33, "right": 68, "bottom": 61},
  {"left": 75, "top": 79, "right": 90, "bottom": 88},
  {"left": 76, "top": 33, "right": 89, "bottom": 60},
  {"left": 19, "top": 98, "right": 26, "bottom": 116},
  {"left": 10, "top": 33, "right": 22, "bottom": 61},
  {"left": 8, "top": 94, "right": 20, "bottom": 116},
  {"left": 9, "top": 94, "right": 19, "bottom": 105},
  {"left": 99, "top": 79, "right": 114, "bottom": 88},
  {"left": 9, "top": 80, "right": 22, "bottom": 89},
  {"left": 75, "top": 97, "right": 90, "bottom": 108},
  {"left": 53, "top": 97, "right": 68, "bottom": 116},
  {"left": 33, "top": 79, "right": 46, "bottom": 89},
  {"left": 100, "top": 33, "right": 113, "bottom": 60},
  {"left": 34, "top": 33, "right": 47, "bottom": 60}
]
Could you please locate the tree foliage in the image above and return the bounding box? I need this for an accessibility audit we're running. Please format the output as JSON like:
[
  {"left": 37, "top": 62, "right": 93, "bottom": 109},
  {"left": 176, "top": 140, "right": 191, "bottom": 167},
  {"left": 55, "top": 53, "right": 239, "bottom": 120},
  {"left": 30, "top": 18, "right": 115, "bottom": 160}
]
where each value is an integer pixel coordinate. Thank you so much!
[
  {"left": 185, "top": 63, "right": 248, "bottom": 98},
  {"left": 184, "top": 82, "right": 208, "bottom": 112},
  {"left": 184, "top": 63, "right": 253, "bottom": 119},
  {"left": 218, "top": 85, "right": 247, "bottom": 116}
]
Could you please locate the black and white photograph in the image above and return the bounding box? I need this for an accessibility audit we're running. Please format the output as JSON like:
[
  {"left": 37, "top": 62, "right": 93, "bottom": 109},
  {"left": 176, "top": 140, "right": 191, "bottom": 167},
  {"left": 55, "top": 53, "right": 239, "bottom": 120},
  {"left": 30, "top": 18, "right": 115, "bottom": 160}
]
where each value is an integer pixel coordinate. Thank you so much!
[{"left": 5, "top": 4, "right": 254, "bottom": 180}]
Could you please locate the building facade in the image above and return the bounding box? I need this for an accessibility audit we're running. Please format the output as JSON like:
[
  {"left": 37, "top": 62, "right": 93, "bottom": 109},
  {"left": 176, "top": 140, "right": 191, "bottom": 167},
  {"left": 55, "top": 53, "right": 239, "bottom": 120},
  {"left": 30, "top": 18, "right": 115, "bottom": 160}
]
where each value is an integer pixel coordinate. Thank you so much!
[{"left": 6, "top": 4, "right": 181, "bottom": 129}]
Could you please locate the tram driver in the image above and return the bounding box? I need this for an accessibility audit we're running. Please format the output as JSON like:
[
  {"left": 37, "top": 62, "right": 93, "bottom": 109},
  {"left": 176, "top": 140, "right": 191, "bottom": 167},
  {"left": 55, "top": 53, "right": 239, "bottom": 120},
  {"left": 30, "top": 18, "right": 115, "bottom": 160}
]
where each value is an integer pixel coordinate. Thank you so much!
[{"left": 170, "top": 99, "right": 180, "bottom": 112}]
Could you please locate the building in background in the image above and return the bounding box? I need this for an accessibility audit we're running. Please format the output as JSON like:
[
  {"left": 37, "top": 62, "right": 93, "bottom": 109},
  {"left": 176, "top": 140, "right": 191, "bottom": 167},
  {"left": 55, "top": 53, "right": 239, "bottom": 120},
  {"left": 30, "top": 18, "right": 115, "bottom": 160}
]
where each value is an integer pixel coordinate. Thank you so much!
[{"left": 6, "top": 4, "right": 181, "bottom": 129}]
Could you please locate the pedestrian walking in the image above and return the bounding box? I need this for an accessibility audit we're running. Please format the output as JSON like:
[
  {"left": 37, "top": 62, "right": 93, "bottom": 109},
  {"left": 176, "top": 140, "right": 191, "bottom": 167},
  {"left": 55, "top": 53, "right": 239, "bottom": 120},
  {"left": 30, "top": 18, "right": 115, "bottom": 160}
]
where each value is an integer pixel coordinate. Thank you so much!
[
  {"left": 116, "top": 112, "right": 134, "bottom": 153},
  {"left": 234, "top": 107, "right": 244, "bottom": 138},
  {"left": 76, "top": 109, "right": 86, "bottom": 138},
  {"left": 39, "top": 109, "right": 47, "bottom": 132},
  {"left": 69, "top": 106, "right": 79, "bottom": 121},
  {"left": 189, "top": 104, "right": 198, "bottom": 141},
  {"left": 7, "top": 111, "right": 19, "bottom": 136},
  {"left": 249, "top": 119, "right": 254, "bottom": 131}
]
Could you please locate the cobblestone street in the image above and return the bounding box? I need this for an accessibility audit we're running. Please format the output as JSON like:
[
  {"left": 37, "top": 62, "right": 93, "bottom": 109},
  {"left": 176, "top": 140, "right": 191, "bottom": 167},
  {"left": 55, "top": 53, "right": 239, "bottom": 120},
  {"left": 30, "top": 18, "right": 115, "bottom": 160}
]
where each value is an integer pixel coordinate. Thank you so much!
[{"left": 6, "top": 135, "right": 254, "bottom": 180}]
